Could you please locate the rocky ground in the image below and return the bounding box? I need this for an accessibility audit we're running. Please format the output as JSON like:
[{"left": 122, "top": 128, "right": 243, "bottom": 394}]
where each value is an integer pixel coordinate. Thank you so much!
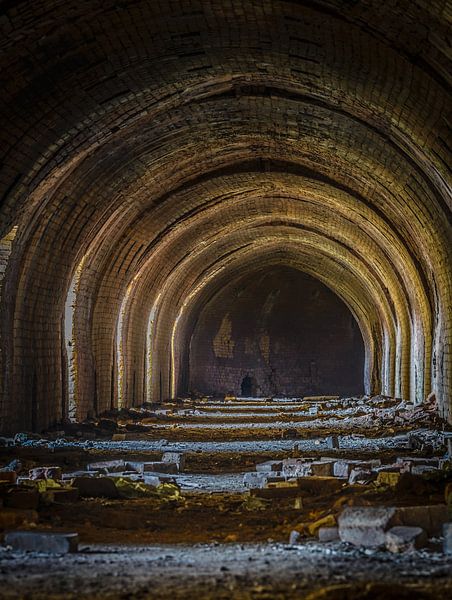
[{"left": 0, "top": 395, "right": 451, "bottom": 599}]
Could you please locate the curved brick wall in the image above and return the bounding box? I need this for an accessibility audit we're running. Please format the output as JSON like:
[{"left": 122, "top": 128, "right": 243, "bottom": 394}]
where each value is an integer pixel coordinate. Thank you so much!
[{"left": 0, "top": 1, "right": 450, "bottom": 432}]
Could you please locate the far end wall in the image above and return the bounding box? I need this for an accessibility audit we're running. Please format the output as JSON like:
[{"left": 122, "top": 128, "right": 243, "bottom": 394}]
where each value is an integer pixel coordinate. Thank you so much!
[{"left": 189, "top": 266, "right": 365, "bottom": 398}]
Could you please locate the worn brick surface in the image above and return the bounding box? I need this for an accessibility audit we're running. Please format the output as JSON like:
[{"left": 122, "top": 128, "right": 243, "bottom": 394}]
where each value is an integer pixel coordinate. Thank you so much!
[{"left": 0, "top": 1, "right": 450, "bottom": 431}]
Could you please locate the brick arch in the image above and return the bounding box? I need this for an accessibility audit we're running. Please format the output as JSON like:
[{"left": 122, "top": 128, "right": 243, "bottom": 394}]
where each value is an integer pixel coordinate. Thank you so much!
[{"left": 0, "top": 0, "right": 450, "bottom": 431}]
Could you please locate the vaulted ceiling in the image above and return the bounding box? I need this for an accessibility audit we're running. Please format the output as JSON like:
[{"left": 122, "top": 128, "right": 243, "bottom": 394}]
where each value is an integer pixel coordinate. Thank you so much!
[{"left": 0, "top": 0, "right": 450, "bottom": 432}]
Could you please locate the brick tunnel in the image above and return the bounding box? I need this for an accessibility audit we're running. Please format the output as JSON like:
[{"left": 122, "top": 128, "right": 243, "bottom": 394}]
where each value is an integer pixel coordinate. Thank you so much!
[{"left": 0, "top": 1, "right": 451, "bottom": 598}]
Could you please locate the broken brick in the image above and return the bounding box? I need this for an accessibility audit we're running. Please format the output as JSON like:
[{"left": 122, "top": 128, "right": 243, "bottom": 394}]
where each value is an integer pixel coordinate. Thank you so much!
[
  {"left": 87, "top": 460, "right": 125, "bottom": 472},
  {"left": 385, "top": 526, "right": 427, "bottom": 553},
  {"left": 338, "top": 506, "right": 397, "bottom": 548}
]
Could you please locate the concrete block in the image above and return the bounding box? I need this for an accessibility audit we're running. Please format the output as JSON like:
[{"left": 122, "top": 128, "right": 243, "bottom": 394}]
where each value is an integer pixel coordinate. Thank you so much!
[
  {"left": 62, "top": 470, "right": 99, "bottom": 479},
  {"left": 255, "top": 460, "right": 283, "bottom": 472},
  {"left": 297, "top": 476, "right": 344, "bottom": 495},
  {"left": 385, "top": 526, "right": 427, "bottom": 553},
  {"left": 243, "top": 472, "right": 284, "bottom": 488},
  {"left": 333, "top": 460, "right": 353, "bottom": 478},
  {"left": 338, "top": 506, "right": 397, "bottom": 548},
  {"left": 125, "top": 462, "right": 144, "bottom": 473},
  {"left": 310, "top": 461, "right": 334, "bottom": 477},
  {"left": 411, "top": 465, "right": 439, "bottom": 475},
  {"left": 333, "top": 460, "right": 371, "bottom": 478},
  {"left": 396, "top": 457, "right": 439, "bottom": 469},
  {"left": 5, "top": 530, "right": 79, "bottom": 554},
  {"left": 72, "top": 477, "right": 119, "bottom": 498},
  {"left": 283, "top": 458, "right": 311, "bottom": 478},
  {"left": 29, "top": 467, "right": 62, "bottom": 480},
  {"left": 318, "top": 526, "right": 339, "bottom": 542},
  {"left": 162, "top": 452, "right": 185, "bottom": 471},
  {"left": 339, "top": 505, "right": 448, "bottom": 548},
  {"left": 348, "top": 469, "right": 376, "bottom": 485},
  {"left": 87, "top": 460, "right": 125, "bottom": 472},
  {"left": 396, "top": 504, "right": 448, "bottom": 536}
]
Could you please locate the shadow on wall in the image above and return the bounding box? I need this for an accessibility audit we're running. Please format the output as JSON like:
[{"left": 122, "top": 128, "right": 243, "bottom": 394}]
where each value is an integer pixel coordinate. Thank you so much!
[{"left": 189, "top": 266, "right": 365, "bottom": 398}]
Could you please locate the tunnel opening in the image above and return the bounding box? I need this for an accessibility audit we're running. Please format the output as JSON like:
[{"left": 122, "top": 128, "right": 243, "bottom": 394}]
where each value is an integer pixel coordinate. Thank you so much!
[
  {"left": 240, "top": 374, "right": 258, "bottom": 397},
  {"left": 0, "top": 0, "right": 451, "bottom": 596},
  {"left": 188, "top": 266, "right": 365, "bottom": 399}
]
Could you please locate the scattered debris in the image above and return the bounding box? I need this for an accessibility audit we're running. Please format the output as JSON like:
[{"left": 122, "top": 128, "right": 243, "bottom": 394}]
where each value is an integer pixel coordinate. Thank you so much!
[
  {"left": 385, "top": 526, "right": 427, "bottom": 553},
  {"left": 338, "top": 504, "right": 448, "bottom": 549},
  {"left": 0, "top": 394, "right": 451, "bottom": 569}
]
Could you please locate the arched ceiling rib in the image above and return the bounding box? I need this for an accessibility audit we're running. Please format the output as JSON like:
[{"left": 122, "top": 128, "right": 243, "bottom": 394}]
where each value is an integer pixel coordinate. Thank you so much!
[
  {"left": 0, "top": 0, "right": 450, "bottom": 430},
  {"left": 1, "top": 1, "right": 450, "bottom": 237}
]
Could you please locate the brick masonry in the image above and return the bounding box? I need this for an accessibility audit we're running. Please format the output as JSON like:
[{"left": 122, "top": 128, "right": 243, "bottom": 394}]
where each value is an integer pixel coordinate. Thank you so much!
[
  {"left": 0, "top": 1, "right": 450, "bottom": 431},
  {"left": 189, "top": 267, "right": 365, "bottom": 398}
]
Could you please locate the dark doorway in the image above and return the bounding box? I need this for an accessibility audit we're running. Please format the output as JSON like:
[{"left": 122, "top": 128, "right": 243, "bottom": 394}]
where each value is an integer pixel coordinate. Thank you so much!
[{"left": 241, "top": 374, "right": 257, "bottom": 397}]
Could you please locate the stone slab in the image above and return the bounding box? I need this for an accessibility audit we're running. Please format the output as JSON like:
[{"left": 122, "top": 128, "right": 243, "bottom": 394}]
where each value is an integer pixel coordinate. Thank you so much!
[
  {"left": 318, "top": 526, "right": 340, "bottom": 542},
  {"left": 310, "top": 461, "right": 334, "bottom": 477},
  {"left": 297, "top": 476, "right": 344, "bottom": 495},
  {"left": 72, "top": 477, "right": 119, "bottom": 498},
  {"left": 339, "top": 504, "right": 448, "bottom": 548},
  {"left": 4, "top": 530, "right": 79, "bottom": 554},
  {"left": 255, "top": 460, "right": 283, "bottom": 473},
  {"left": 87, "top": 460, "right": 125, "bottom": 472},
  {"left": 338, "top": 506, "right": 397, "bottom": 548}
]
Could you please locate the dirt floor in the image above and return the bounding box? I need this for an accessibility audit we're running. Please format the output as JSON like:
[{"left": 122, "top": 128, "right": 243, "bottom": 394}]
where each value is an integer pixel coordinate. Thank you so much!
[{"left": 0, "top": 395, "right": 451, "bottom": 598}]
